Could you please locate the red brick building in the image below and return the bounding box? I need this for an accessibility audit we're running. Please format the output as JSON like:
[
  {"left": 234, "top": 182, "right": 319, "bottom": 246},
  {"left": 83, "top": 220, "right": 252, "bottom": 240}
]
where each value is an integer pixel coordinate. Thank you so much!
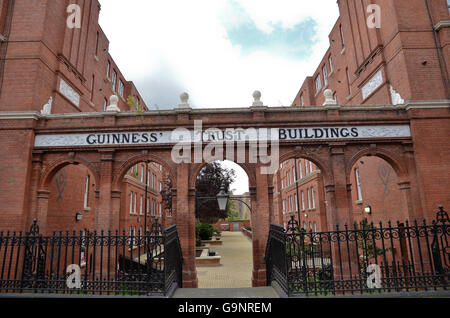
[
  {"left": 273, "top": 159, "right": 327, "bottom": 231},
  {"left": 276, "top": 0, "right": 450, "bottom": 226},
  {"left": 0, "top": 0, "right": 169, "bottom": 233}
]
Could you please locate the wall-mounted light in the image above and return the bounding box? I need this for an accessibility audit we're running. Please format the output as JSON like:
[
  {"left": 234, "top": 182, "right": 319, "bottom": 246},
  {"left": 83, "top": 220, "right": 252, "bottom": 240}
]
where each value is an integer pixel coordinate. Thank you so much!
[
  {"left": 304, "top": 213, "right": 308, "bottom": 218},
  {"left": 75, "top": 212, "right": 83, "bottom": 222},
  {"left": 364, "top": 206, "right": 372, "bottom": 214}
]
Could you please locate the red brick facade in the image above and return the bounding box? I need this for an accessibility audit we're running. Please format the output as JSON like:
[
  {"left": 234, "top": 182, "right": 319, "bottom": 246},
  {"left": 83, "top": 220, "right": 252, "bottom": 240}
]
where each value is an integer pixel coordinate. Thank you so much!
[
  {"left": 292, "top": 0, "right": 450, "bottom": 107},
  {"left": 0, "top": 0, "right": 449, "bottom": 290}
]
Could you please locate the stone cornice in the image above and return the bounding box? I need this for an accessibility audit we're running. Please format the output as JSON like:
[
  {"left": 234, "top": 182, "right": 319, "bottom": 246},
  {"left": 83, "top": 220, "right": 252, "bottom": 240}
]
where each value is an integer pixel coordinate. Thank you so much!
[
  {"left": 0, "top": 111, "right": 41, "bottom": 120},
  {"left": 1, "top": 100, "right": 448, "bottom": 122}
]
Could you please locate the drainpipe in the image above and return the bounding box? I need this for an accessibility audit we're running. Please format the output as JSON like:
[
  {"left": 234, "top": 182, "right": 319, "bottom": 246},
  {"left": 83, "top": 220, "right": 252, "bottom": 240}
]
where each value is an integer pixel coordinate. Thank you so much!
[{"left": 424, "top": 0, "right": 450, "bottom": 99}]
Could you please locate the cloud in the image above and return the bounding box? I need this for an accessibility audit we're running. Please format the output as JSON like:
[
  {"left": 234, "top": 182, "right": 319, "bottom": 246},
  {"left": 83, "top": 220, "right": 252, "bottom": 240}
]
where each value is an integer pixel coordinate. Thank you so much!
[{"left": 99, "top": 0, "right": 339, "bottom": 109}]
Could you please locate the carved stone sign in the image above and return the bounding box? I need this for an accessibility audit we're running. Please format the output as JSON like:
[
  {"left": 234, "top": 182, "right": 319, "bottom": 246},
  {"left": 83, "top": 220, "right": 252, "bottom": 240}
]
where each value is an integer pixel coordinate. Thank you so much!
[
  {"left": 34, "top": 125, "right": 411, "bottom": 147},
  {"left": 59, "top": 79, "right": 80, "bottom": 107},
  {"left": 362, "top": 70, "right": 383, "bottom": 100}
]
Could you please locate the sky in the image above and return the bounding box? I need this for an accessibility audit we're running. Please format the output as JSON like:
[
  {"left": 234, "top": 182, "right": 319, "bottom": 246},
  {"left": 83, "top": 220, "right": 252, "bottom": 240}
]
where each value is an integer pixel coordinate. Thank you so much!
[
  {"left": 98, "top": 0, "right": 340, "bottom": 194},
  {"left": 98, "top": 0, "right": 339, "bottom": 110}
]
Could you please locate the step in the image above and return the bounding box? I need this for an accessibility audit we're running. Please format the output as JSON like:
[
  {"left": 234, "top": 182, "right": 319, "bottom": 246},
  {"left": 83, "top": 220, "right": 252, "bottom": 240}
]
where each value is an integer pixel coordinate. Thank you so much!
[{"left": 172, "top": 287, "right": 280, "bottom": 299}]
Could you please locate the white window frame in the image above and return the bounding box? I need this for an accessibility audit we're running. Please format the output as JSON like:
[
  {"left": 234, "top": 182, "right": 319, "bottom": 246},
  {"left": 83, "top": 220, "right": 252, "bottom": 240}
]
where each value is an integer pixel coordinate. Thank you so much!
[
  {"left": 315, "top": 74, "right": 322, "bottom": 93},
  {"left": 84, "top": 175, "right": 90, "bottom": 209},
  {"left": 323, "top": 65, "right": 328, "bottom": 87},
  {"left": 140, "top": 195, "right": 143, "bottom": 215},
  {"left": 355, "top": 168, "right": 363, "bottom": 201},
  {"left": 112, "top": 70, "right": 117, "bottom": 92},
  {"left": 129, "top": 192, "right": 133, "bottom": 214},
  {"left": 299, "top": 161, "right": 303, "bottom": 179},
  {"left": 134, "top": 192, "right": 137, "bottom": 214},
  {"left": 329, "top": 55, "right": 334, "bottom": 73},
  {"left": 119, "top": 80, "right": 125, "bottom": 98},
  {"left": 311, "top": 188, "right": 316, "bottom": 209},
  {"left": 301, "top": 191, "right": 306, "bottom": 211},
  {"left": 307, "top": 189, "right": 312, "bottom": 210}
]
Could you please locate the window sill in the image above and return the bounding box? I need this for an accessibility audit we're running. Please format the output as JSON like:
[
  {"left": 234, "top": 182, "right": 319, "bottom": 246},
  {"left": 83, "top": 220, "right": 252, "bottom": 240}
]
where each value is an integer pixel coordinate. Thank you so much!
[
  {"left": 84, "top": 207, "right": 91, "bottom": 212},
  {"left": 355, "top": 200, "right": 363, "bottom": 205},
  {"left": 94, "top": 55, "right": 99, "bottom": 62},
  {"left": 341, "top": 47, "right": 346, "bottom": 55}
]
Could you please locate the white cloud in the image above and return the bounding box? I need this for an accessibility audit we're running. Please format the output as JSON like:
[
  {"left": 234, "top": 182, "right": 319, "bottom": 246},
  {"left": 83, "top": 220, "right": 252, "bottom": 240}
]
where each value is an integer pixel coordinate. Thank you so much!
[{"left": 99, "top": 0, "right": 339, "bottom": 109}]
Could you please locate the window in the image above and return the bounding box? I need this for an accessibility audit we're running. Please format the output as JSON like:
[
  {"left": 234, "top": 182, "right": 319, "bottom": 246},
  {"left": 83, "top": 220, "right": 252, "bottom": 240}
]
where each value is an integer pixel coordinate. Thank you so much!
[
  {"left": 147, "top": 171, "right": 150, "bottom": 186},
  {"left": 307, "top": 189, "right": 312, "bottom": 210},
  {"left": 315, "top": 74, "right": 322, "bottom": 93},
  {"left": 448, "top": 0, "right": 450, "bottom": 13},
  {"left": 129, "top": 192, "right": 133, "bottom": 214},
  {"left": 300, "top": 93, "right": 304, "bottom": 107},
  {"left": 323, "top": 65, "right": 328, "bottom": 87},
  {"left": 329, "top": 55, "right": 334, "bottom": 73},
  {"left": 118, "top": 80, "right": 124, "bottom": 98},
  {"left": 294, "top": 194, "right": 298, "bottom": 212},
  {"left": 112, "top": 70, "right": 117, "bottom": 92},
  {"left": 134, "top": 192, "right": 137, "bottom": 214},
  {"left": 340, "top": 24, "right": 345, "bottom": 49},
  {"left": 140, "top": 196, "right": 143, "bottom": 215},
  {"left": 84, "top": 175, "right": 90, "bottom": 209},
  {"left": 147, "top": 198, "right": 150, "bottom": 214},
  {"left": 355, "top": 168, "right": 363, "bottom": 201},
  {"left": 301, "top": 191, "right": 306, "bottom": 211},
  {"left": 299, "top": 161, "right": 303, "bottom": 179},
  {"left": 314, "top": 223, "right": 317, "bottom": 232},
  {"left": 292, "top": 167, "right": 296, "bottom": 182},
  {"left": 311, "top": 188, "right": 316, "bottom": 209},
  {"left": 282, "top": 200, "right": 286, "bottom": 214},
  {"left": 103, "top": 98, "right": 107, "bottom": 111},
  {"left": 106, "top": 61, "right": 111, "bottom": 77},
  {"left": 333, "top": 93, "right": 338, "bottom": 104},
  {"left": 141, "top": 166, "right": 144, "bottom": 183}
]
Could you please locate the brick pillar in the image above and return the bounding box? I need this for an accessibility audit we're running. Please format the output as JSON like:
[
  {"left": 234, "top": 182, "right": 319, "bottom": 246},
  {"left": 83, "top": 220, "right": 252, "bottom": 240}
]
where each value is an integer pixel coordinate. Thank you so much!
[
  {"left": 36, "top": 190, "right": 50, "bottom": 234},
  {"left": 176, "top": 163, "right": 198, "bottom": 288},
  {"left": 275, "top": 170, "right": 284, "bottom": 226},
  {"left": 328, "top": 144, "right": 353, "bottom": 227},
  {"left": 327, "top": 144, "right": 356, "bottom": 283},
  {"left": 251, "top": 166, "right": 271, "bottom": 287},
  {"left": 111, "top": 190, "right": 121, "bottom": 230},
  {"left": 28, "top": 151, "right": 44, "bottom": 232},
  {"left": 96, "top": 149, "right": 115, "bottom": 231},
  {"left": 402, "top": 142, "right": 424, "bottom": 220}
]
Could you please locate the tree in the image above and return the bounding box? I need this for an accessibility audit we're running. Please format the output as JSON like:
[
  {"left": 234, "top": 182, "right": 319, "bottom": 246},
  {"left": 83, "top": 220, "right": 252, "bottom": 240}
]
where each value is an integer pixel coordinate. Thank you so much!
[
  {"left": 160, "top": 174, "right": 173, "bottom": 214},
  {"left": 195, "top": 162, "right": 236, "bottom": 224}
]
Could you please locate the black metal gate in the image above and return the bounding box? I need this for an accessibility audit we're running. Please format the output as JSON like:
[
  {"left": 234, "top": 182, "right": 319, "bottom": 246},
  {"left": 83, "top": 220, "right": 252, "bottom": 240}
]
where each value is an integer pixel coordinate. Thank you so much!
[
  {"left": 0, "top": 218, "right": 183, "bottom": 296},
  {"left": 266, "top": 206, "right": 449, "bottom": 297}
]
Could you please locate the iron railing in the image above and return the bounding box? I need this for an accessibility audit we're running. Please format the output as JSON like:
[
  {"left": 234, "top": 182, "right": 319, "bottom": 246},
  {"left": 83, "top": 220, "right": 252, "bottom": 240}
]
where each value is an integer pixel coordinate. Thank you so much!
[
  {"left": 266, "top": 206, "right": 449, "bottom": 297},
  {"left": 0, "top": 218, "right": 183, "bottom": 296}
]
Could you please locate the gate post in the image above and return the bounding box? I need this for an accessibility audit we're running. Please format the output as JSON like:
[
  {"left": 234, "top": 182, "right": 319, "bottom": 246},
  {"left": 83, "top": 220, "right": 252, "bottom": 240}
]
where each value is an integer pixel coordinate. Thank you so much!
[
  {"left": 252, "top": 165, "right": 271, "bottom": 287},
  {"left": 97, "top": 149, "right": 115, "bottom": 230},
  {"left": 176, "top": 163, "right": 198, "bottom": 288}
]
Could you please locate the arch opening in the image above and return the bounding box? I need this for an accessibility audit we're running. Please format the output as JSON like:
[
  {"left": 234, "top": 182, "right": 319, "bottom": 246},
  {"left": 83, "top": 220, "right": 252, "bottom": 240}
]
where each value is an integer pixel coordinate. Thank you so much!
[{"left": 193, "top": 160, "right": 253, "bottom": 289}]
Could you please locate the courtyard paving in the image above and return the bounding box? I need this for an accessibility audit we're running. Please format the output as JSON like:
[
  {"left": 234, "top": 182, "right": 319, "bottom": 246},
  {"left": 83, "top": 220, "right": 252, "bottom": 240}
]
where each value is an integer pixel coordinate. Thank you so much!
[{"left": 197, "top": 231, "right": 254, "bottom": 289}]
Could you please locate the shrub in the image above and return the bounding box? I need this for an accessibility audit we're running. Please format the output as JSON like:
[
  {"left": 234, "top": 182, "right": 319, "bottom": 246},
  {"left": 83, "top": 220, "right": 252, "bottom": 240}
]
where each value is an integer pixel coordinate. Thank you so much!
[{"left": 196, "top": 222, "right": 214, "bottom": 241}]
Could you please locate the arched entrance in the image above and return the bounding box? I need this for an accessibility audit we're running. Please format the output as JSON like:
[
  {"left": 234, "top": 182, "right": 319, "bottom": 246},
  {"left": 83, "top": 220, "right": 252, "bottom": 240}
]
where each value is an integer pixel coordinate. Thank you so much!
[{"left": 16, "top": 104, "right": 436, "bottom": 289}]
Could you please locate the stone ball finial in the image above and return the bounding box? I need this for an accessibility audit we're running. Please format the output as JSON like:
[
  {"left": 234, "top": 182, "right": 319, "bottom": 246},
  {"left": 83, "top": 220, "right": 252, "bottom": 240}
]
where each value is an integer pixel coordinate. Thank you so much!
[
  {"left": 252, "top": 90, "right": 263, "bottom": 107},
  {"left": 253, "top": 90, "right": 262, "bottom": 101},
  {"left": 180, "top": 92, "right": 189, "bottom": 104},
  {"left": 110, "top": 94, "right": 119, "bottom": 104},
  {"left": 178, "top": 92, "right": 191, "bottom": 109},
  {"left": 323, "top": 89, "right": 337, "bottom": 107},
  {"left": 106, "top": 94, "right": 121, "bottom": 112}
]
